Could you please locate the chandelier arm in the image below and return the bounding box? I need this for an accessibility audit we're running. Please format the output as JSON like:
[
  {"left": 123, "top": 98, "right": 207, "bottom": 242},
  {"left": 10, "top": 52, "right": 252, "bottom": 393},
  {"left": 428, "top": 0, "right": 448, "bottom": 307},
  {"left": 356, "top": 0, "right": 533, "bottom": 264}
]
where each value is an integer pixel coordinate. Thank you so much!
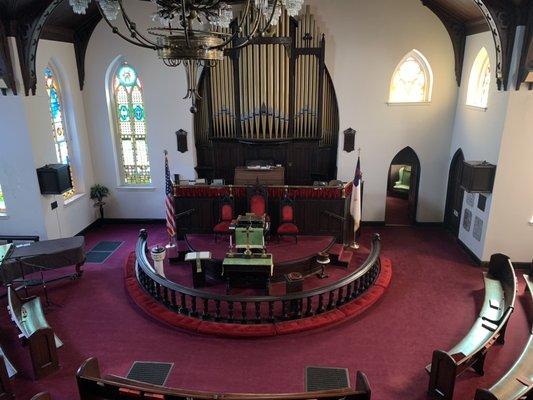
[
  {"left": 116, "top": 0, "right": 161, "bottom": 48},
  {"left": 191, "top": 0, "right": 222, "bottom": 11},
  {"left": 180, "top": 0, "right": 192, "bottom": 48},
  {"left": 96, "top": 2, "right": 157, "bottom": 49}
]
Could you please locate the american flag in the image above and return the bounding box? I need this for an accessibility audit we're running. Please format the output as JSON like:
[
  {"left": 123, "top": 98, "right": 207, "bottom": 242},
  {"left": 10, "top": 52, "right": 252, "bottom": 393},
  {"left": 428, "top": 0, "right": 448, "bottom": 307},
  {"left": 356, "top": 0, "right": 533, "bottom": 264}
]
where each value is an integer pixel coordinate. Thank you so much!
[
  {"left": 164, "top": 151, "right": 176, "bottom": 241},
  {"left": 350, "top": 155, "right": 362, "bottom": 235}
]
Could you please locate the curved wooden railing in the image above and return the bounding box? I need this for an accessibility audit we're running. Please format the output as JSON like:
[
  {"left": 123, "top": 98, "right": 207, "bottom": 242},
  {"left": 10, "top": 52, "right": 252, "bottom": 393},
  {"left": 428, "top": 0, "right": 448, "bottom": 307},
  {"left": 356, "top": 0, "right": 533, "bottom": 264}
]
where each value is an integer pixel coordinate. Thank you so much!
[{"left": 135, "top": 230, "right": 381, "bottom": 324}]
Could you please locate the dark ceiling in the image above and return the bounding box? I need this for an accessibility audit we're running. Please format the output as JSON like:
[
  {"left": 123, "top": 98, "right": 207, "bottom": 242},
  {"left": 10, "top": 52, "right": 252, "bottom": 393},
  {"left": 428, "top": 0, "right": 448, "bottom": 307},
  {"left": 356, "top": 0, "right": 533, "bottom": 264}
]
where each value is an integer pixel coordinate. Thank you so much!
[{"left": 0, "top": 0, "right": 497, "bottom": 40}]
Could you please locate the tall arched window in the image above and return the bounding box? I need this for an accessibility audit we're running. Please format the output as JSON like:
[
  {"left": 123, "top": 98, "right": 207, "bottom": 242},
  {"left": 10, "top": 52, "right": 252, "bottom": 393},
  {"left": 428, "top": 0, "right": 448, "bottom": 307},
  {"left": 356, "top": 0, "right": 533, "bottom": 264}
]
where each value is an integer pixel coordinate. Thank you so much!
[
  {"left": 44, "top": 67, "right": 76, "bottom": 200},
  {"left": 112, "top": 63, "right": 151, "bottom": 185},
  {"left": 389, "top": 50, "right": 433, "bottom": 103},
  {"left": 466, "top": 47, "right": 491, "bottom": 109}
]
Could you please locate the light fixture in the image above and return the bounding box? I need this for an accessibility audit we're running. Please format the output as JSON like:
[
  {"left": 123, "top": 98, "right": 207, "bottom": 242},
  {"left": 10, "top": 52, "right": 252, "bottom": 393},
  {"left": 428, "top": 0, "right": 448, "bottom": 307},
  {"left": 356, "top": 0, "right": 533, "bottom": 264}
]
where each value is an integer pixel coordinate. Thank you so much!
[{"left": 70, "top": 0, "right": 305, "bottom": 112}]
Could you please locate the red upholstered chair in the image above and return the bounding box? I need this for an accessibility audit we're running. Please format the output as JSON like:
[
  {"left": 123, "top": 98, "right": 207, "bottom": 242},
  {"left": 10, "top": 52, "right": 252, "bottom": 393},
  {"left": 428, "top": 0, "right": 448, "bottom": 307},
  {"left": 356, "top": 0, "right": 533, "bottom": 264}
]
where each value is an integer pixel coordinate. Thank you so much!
[
  {"left": 247, "top": 184, "right": 268, "bottom": 218},
  {"left": 214, "top": 196, "right": 234, "bottom": 242},
  {"left": 277, "top": 196, "right": 298, "bottom": 243}
]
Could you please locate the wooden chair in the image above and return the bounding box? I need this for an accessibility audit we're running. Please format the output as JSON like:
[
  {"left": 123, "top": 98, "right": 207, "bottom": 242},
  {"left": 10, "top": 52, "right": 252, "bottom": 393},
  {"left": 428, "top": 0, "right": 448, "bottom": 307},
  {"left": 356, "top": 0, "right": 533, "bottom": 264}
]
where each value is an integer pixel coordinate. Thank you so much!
[
  {"left": 7, "top": 285, "right": 61, "bottom": 380},
  {"left": 473, "top": 273, "right": 533, "bottom": 400},
  {"left": 277, "top": 196, "right": 299, "bottom": 243},
  {"left": 247, "top": 182, "right": 268, "bottom": 218},
  {"left": 77, "top": 357, "right": 372, "bottom": 400},
  {"left": 213, "top": 196, "right": 234, "bottom": 242},
  {"left": 426, "top": 254, "right": 517, "bottom": 400}
]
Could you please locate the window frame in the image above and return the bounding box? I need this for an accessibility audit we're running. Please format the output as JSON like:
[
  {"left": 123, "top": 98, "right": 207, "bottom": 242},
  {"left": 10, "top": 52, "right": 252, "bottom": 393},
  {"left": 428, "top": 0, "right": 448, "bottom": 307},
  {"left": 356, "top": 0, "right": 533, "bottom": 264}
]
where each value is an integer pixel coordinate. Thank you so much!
[
  {"left": 109, "top": 61, "right": 152, "bottom": 187},
  {"left": 44, "top": 65, "right": 77, "bottom": 200},
  {"left": 466, "top": 47, "right": 491, "bottom": 110},
  {"left": 0, "top": 183, "right": 7, "bottom": 215},
  {"left": 388, "top": 49, "right": 434, "bottom": 105}
]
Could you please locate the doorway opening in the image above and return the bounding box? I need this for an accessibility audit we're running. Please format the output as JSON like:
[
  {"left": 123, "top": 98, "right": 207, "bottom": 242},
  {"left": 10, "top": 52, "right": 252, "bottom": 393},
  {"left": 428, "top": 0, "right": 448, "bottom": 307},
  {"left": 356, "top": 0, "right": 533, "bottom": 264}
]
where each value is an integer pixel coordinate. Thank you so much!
[
  {"left": 444, "top": 149, "right": 465, "bottom": 236},
  {"left": 385, "top": 147, "right": 421, "bottom": 226}
]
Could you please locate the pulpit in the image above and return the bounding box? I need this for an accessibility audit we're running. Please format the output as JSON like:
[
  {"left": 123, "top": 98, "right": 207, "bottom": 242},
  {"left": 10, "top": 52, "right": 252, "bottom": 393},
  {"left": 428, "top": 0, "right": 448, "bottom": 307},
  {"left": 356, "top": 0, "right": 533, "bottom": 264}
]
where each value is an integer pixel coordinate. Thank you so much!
[{"left": 185, "top": 252, "right": 211, "bottom": 288}]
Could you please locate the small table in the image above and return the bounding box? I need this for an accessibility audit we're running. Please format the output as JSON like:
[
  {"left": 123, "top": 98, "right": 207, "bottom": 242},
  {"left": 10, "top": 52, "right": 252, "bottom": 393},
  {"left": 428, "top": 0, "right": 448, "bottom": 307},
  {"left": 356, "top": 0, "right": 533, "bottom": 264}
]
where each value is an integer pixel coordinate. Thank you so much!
[
  {"left": 222, "top": 253, "right": 274, "bottom": 294},
  {"left": 185, "top": 252, "right": 212, "bottom": 288},
  {"left": 316, "top": 252, "right": 331, "bottom": 279}
]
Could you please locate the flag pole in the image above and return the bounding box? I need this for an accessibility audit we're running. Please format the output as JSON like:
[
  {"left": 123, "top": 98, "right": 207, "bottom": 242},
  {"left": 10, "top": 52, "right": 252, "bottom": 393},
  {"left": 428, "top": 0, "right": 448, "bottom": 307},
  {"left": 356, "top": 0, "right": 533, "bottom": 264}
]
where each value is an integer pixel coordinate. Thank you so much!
[
  {"left": 164, "top": 149, "right": 178, "bottom": 255},
  {"left": 350, "top": 147, "right": 362, "bottom": 250}
]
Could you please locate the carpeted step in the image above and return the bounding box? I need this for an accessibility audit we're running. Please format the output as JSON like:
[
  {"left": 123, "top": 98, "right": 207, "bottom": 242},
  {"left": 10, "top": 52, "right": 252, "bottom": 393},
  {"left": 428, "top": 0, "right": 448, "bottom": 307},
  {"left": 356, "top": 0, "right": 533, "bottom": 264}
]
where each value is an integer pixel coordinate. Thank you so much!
[
  {"left": 338, "top": 250, "right": 353, "bottom": 268},
  {"left": 329, "top": 244, "right": 344, "bottom": 257},
  {"left": 329, "top": 244, "right": 353, "bottom": 268}
]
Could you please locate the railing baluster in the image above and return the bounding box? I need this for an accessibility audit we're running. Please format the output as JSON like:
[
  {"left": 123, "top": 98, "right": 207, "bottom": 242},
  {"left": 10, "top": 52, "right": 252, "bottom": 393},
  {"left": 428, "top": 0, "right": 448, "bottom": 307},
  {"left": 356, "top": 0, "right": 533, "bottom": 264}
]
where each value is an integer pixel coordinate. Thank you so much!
[
  {"left": 268, "top": 301, "right": 275, "bottom": 322},
  {"left": 215, "top": 300, "right": 221, "bottom": 321},
  {"left": 282, "top": 301, "right": 289, "bottom": 319},
  {"left": 241, "top": 302, "right": 248, "bottom": 323},
  {"left": 327, "top": 291, "right": 335, "bottom": 310},
  {"left": 255, "top": 302, "right": 261, "bottom": 323},
  {"left": 317, "top": 294, "right": 325, "bottom": 313},
  {"left": 191, "top": 296, "right": 198, "bottom": 317},
  {"left": 228, "top": 301, "right": 234, "bottom": 322},
  {"left": 180, "top": 293, "right": 188, "bottom": 314},
  {"left": 305, "top": 297, "right": 313, "bottom": 316},
  {"left": 337, "top": 287, "right": 344, "bottom": 306},
  {"left": 202, "top": 298, "right": 210, "bottom": 320}
]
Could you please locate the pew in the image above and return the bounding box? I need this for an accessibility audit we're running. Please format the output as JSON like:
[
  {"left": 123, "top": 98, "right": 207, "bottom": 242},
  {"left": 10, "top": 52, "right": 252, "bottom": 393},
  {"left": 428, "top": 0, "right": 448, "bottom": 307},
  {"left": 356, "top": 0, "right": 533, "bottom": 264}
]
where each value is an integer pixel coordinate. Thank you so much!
[
  {"left": 77, "top": 357, "right": 372, "bottom": 400},
  {"left": 30, "top": 393, "right": 52, "bottom": 400},
  {"left": 7, "top": 285, "right": 61, "bottom": 380},
  {"left": 0, "top": 357, "right": 14, "bottom": 399},
  {"left": 473, "top": 273, "right": 533, "bottom": 400},
  {"left": 426, "top": 254, "right": 517, "bottom": 400}
]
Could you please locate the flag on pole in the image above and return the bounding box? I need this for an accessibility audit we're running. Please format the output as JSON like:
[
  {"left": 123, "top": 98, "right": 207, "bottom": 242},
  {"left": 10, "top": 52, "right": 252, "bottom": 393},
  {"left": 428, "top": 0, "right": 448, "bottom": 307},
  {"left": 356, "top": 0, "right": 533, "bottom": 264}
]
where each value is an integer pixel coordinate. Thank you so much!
[
  {"left": 164, "top": 151, "right": 176, "bottom": 241},
  {"left": 350, "top": 154, "right": 363, "bottom": 237}
]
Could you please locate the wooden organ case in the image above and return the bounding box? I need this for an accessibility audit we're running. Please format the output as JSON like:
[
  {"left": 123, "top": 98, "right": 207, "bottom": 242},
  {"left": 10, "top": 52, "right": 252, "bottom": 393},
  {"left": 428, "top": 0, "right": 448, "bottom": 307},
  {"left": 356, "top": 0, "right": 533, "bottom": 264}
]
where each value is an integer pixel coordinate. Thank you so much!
[{"left": 194, "top": 6, "right": 340, "bottom": 185}]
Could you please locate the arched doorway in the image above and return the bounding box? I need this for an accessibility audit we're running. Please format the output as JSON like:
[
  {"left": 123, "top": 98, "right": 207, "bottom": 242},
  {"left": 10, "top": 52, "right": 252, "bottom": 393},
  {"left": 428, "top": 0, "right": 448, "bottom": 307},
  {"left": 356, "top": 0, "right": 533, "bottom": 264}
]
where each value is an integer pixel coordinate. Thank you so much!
[
  {"left": 444, "top": 149, "right": 465, "bottom": 236},
  {"left": 385, "top": 147, "right": 421, "bottom": 226}
]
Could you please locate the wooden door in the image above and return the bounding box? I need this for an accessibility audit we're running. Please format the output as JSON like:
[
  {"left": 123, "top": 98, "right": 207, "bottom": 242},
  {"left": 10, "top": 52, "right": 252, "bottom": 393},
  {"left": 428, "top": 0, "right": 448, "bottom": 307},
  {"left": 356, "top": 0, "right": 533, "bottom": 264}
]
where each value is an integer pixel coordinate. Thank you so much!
[{"left": 444, "top": 150, "right": 465, "bottom": 235}]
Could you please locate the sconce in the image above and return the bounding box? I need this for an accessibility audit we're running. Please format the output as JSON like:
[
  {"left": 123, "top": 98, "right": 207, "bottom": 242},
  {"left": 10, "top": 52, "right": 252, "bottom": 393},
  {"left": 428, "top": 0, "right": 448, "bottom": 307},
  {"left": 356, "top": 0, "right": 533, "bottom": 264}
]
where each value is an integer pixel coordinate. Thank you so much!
[
  {"left": 176, "top": 129, "right": 188, "bottom": 153},
  {"left": 343, "top": 128, "right": 356, "bottom": 153}
]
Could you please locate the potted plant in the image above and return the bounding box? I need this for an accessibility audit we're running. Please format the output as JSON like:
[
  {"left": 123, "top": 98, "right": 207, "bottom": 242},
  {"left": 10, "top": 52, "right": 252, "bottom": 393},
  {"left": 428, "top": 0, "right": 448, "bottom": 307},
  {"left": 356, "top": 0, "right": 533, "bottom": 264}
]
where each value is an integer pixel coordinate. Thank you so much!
[{"left": 90, "top": 184, "right": 110, "bottom": 220}]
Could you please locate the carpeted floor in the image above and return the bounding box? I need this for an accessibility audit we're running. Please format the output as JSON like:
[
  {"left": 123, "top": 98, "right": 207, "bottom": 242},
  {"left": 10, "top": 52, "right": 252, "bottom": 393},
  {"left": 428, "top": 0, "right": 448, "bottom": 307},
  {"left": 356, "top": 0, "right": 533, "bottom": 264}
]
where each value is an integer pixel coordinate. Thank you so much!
[{"left": 4, "top": 223, "right": 530, "bottom": 400}]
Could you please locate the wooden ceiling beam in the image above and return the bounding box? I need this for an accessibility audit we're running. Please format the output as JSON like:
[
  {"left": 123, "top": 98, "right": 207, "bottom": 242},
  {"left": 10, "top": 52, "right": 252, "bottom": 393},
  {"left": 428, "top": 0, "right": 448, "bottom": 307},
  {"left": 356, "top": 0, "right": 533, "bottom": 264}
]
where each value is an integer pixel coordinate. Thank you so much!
[
  {"left": 0, "top": 17, "right": 16, "bottom": 95},
  {"left": 422, "top": 0, "right": 467, "bottom": 86}
]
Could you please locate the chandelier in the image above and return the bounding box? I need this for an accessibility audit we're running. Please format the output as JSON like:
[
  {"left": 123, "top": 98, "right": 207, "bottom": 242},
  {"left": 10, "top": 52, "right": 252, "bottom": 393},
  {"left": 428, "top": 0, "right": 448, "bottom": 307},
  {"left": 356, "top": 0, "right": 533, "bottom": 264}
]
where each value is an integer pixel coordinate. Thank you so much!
[{"left": 69, "top": 0, "right": 305, "bottom": 112}]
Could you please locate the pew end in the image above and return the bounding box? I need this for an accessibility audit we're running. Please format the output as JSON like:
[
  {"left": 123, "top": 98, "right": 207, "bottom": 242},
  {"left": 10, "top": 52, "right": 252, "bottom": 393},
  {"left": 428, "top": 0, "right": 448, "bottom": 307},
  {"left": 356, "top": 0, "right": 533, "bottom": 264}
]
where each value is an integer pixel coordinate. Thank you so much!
[
  {"left": 0, "top": 356, "right": 14, "bottom": 399},
  {"left": 474, "top": 388, "right": 499, "bottom": 400},
  {"left": 77, "top": 357, "right": 101, "bottom": 379},
  {"left": 27, "top": 327, "right": 59, "bottom": 380},
  {"left": 355, "top": 371, "right": 371, "bottom": 399},
  {"left": 427, "top": 350, "right": 458, "bottom": 400}
]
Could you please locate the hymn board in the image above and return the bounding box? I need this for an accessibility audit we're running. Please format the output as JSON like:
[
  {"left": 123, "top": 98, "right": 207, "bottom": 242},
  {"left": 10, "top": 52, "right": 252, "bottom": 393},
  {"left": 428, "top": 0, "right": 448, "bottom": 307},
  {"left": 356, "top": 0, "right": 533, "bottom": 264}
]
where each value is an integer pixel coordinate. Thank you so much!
[{"left": 193, "top": 6, "right": 340, "bottom": 185}]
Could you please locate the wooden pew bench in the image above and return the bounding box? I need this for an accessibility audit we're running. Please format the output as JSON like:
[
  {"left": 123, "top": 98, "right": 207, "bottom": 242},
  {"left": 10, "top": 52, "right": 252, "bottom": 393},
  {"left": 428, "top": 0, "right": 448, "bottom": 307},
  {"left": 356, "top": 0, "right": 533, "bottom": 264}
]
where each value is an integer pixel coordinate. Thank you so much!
[
  {"left": 426, "top": 254, "right": 517, "bottom": 400},
  {"left": 474, "top": 273, "right": 533, "bottom": 400},
  {"left": 7, "top": 285, "right": 61, "bottom": 379},
  {"left": 77, "top": 357, "right": 372, "bottom": 400}
]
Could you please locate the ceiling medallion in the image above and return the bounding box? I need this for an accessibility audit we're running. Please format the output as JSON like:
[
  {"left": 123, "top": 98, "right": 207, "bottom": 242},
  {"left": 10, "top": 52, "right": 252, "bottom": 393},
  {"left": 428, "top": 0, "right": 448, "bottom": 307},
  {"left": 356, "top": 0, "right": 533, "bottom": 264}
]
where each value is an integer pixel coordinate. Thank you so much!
[{"left": 70, "top": 0, "right": 305, "bottom": 112}]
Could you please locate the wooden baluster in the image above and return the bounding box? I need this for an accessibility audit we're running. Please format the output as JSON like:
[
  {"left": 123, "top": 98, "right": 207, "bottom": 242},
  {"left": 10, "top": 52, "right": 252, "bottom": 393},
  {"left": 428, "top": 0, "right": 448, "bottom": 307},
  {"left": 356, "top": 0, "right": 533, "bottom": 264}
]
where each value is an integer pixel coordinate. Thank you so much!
[
  {"left": 215, "top": 300, "right": 221, "bottom": 321},
  {"left": 268, "top": 301, "right": 275, "bottom": 322},
  {"left": 180, "top": 293, "right": 188, "bottom": 314},
  {"left": 282, "top": 301, "right": 288, "bottom": 320},
  {"left": 305, "top": 297, "right": 313, "bottom": 317},
  {"left": 346, "top": 282, "right": 353, "bottom": 300},
  {"left": 317, "top": 294, "right": 325, "bottom": 313},
  {"left": 228, "top": 301, "right": 234, "bottom": 322},
  {"left": 191, "top": 296, "right": 198, "bottom": 317},
  {"left": 337, "top": 287, "right": 344, "bottom": 306},
  {"left": 163, "top": 287, "right": 169, "bottom": 306},
  {"left": 255, "top": 302, "right": 261, "bottom": 324},
  {"left": 241, "top": 302, "right": 248, "bottom": 323},
  {"left": 171, "top": 291, "right": 177, "bottom": 311},
  {"left": 296, "top": 299, "right": 303, "bottom": 319},
  {"left": 327, "top": 291, "right": 335, "bottom": 310},
  {"left": 202, "top": 298, "right": 209, "bottom": 320}
]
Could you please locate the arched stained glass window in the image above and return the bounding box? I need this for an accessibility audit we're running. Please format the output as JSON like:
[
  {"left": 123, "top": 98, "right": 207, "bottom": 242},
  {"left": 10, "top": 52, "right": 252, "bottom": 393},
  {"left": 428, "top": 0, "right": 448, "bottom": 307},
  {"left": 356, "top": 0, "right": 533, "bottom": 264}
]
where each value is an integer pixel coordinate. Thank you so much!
[
  {"left": 44, "top": 67, "right": 76, "bottom": 200},
  {"left": 113, "top": 63, "right": 151, "bottom": 185},
  {"left": 0, "top": 184, "right": 6, "bottom": 214},
  {"left": 466, "top": 47, "right": 491, "bottom": 109},
  {"left": 389, "top": 50, "right": 433, "bottom": 103}
]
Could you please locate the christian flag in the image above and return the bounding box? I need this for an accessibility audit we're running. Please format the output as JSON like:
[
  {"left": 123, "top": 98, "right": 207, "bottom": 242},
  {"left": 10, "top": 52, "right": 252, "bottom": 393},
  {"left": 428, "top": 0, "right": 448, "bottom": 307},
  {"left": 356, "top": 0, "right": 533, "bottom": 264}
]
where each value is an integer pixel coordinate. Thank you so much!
[
  {"left": 164, "top": 152, "right": 176, "bottom": 241},
  {"left": 350, "top": 156, "right": 363, "bottom": 235}
]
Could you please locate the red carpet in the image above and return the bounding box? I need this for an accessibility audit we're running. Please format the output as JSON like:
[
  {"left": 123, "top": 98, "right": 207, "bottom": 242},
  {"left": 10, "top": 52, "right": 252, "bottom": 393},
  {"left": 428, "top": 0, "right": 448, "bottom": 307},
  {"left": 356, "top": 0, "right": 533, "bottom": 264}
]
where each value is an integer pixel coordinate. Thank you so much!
[
  {"left": 4, "top": 224, "right": 530, "bottom": 400},
  {"left": 124, "top": 251, "right": 392, "bottom": 337},
  {"left": 385, "top": 196, "right": 411, "bottom": 226}
]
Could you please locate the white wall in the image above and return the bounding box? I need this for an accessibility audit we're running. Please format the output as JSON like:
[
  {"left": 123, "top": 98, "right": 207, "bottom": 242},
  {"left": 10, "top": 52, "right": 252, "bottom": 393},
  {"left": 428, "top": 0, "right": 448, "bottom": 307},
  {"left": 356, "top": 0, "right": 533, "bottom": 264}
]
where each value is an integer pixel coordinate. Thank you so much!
[
  {"left": 83, "top": 0, "right": 197, "bottom": 219},
  {"left": 82, "top": 0, "right": 457, "bottom": 222},
  {"left": 0, "top": 95, "right": 47, "bottom": 238},
  {"left": 450, "top": 29, "right": 527, "bottom": 261},
  {"left": 483, "top": 89, "right": 533, "bottom": 262},
  {"left": 305, "top": 0, "right": 458, "bottom": 222},
  {"left": 0, "top": 38, "right": 97, "bottom": 239}
]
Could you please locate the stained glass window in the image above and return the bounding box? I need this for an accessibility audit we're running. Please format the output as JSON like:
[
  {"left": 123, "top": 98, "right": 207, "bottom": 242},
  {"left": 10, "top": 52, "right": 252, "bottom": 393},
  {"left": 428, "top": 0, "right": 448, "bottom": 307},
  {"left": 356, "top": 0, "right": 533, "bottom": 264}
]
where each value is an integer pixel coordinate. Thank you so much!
[
  {"left": 0, "top": 184, "right": 6, "bottom": 214},
  {"left": 466, "top": 48, "right": 491, "bottom": 109},
  {"left": 389, "top": 50, "right": 433, "bottom": 103},
  {"left": 44, "top": 67, "right": 76, "bottom": 200},
  {"left": 113, "top": 63, "right": 151, "bottom": 185}
]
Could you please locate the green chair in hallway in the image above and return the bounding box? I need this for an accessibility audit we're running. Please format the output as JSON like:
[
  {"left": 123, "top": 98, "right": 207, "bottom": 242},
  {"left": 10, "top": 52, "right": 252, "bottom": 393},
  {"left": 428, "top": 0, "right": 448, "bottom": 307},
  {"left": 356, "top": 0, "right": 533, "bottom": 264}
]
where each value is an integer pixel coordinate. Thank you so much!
[{"left": 393, "top": 166, "right": 411, "bottom": 192}]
